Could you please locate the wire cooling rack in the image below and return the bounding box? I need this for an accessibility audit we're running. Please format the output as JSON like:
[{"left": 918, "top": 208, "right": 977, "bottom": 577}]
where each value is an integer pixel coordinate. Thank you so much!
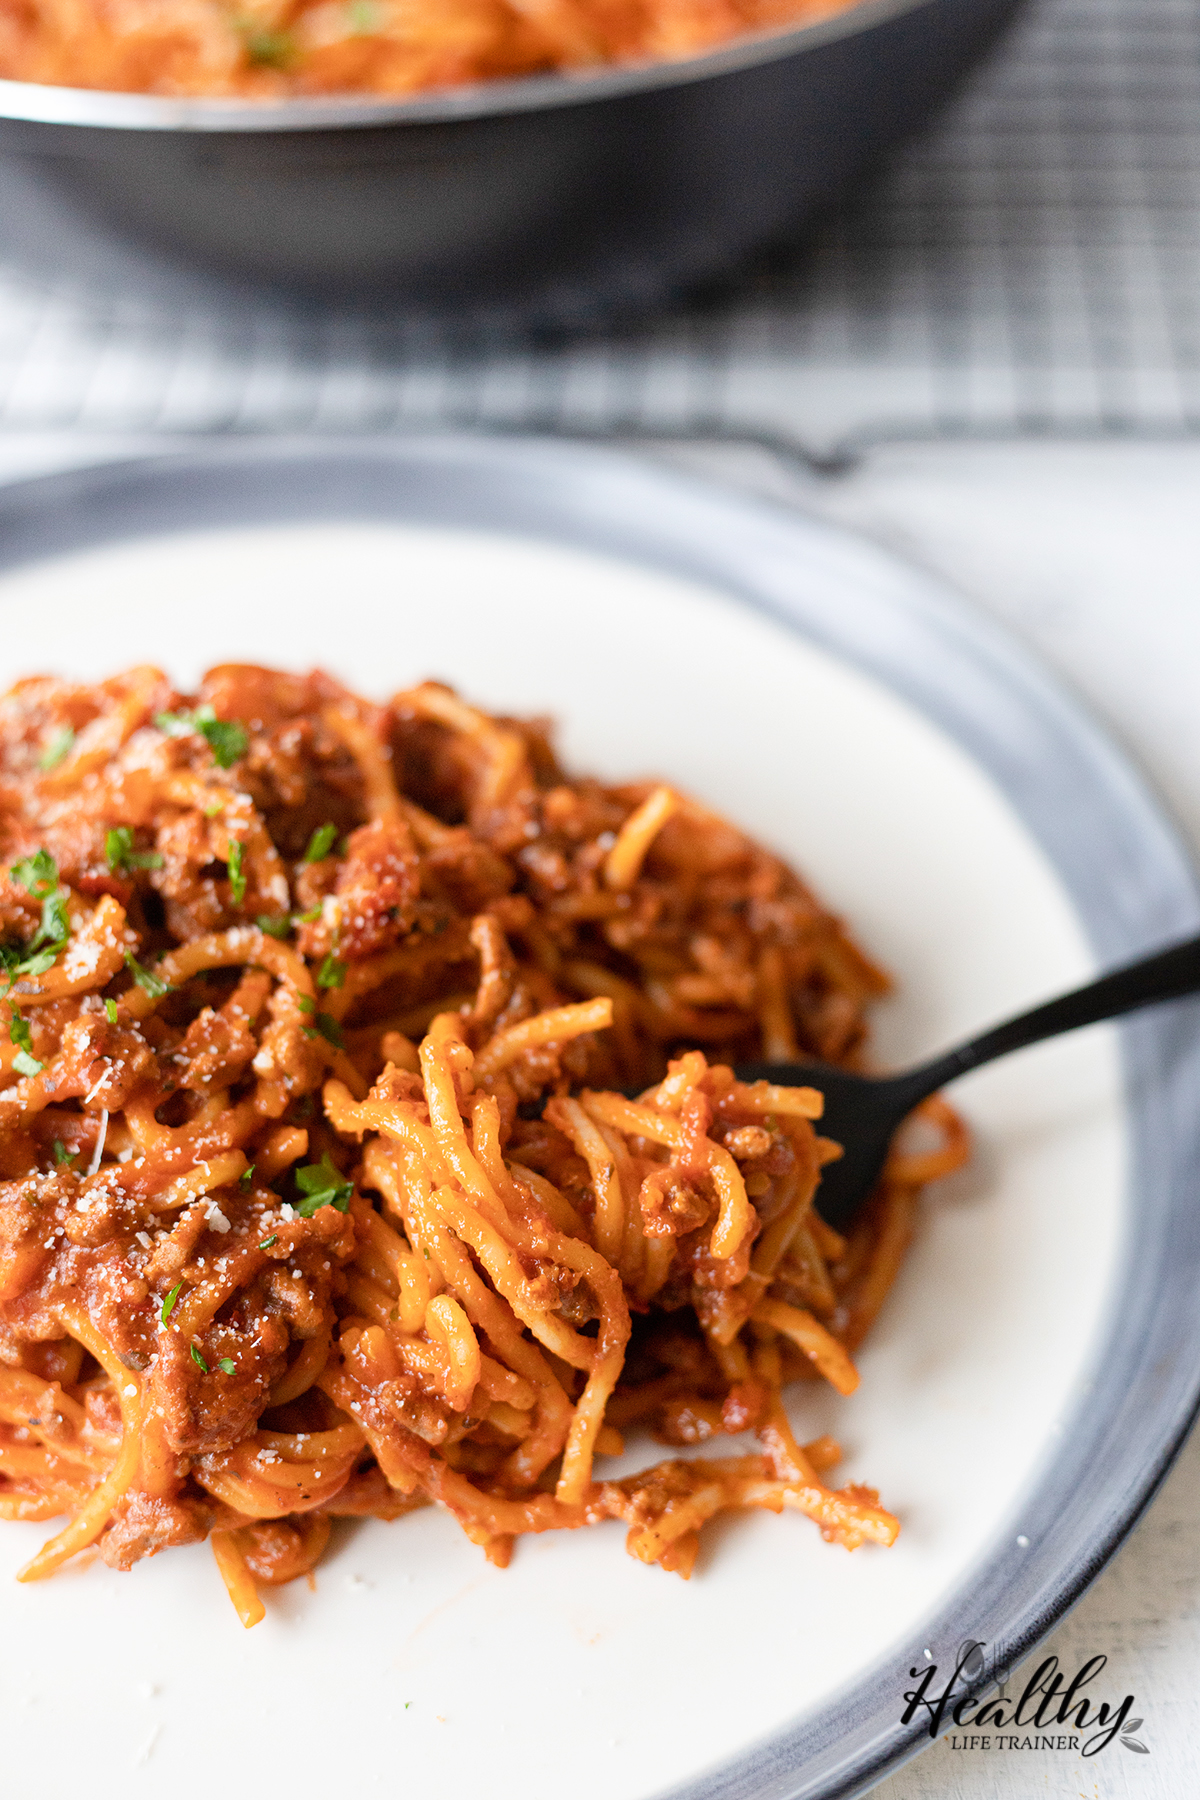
[{"left": 0, "top": 0, "right": 1196, "bottom": 459}]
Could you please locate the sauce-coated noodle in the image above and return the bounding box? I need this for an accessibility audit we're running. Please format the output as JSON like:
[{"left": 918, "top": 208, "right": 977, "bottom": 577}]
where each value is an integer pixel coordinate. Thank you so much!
[{"left": 0, "top": 666, "right": 966, "bottom": 1622}]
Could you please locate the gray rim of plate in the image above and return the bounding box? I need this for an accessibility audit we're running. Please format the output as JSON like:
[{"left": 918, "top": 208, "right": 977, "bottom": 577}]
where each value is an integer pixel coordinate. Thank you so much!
[
  {"left": 0, "top": 436, "right": 1196, "bottom": 1800},
  {"left": 0, "top": 0, "right": 932, "bottom": 131}
]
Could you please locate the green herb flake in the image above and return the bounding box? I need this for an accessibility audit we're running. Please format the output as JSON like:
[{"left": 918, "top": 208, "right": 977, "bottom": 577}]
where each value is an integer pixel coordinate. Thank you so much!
[
  {"left": 52, "top": 1139, "right": 76, "bottom": 1169},
  {"left": 196, "top": 710, "right": 248, "bottom": 769},
  {"left": 9, "top": 1014, "right": 42, "bottom": 1077},
  {"left": 0, "top": 947, "right": 40, "bottom": 991},
  {"left": 293, "top": 1153, "right": 353, "bottom": 1218},
  {"left": 161, "top": 1280, "right": 184, "bottom": 1325},
  {"left": 227, "top": 839, "right": 247, "bottom": 905},
  {"left": 303, "top": 1012, "right": 345, "bottom": 1049},
  {"left": 257, "top": 913, "right": 292, "bottom": 939},
  {"left": 303, "top": 823, "right": 338, "bottom": 863},
  {"left": 296, "top": 993, "right": 316, "bottom": 1015},
  {"left": 293, "top": 903, "right": 323, "bottom": 924},
  {"left": 105, "top": 826, "right": 130, "bottom": 873},
  {"left": 0, "top": 944, "right": 56, "bottom": 985},
  {"left": 124, "top": 950, "right": 173, "bottom": 999},
  {"left": 239, "top": 1163, "right": 256, "bottom": 1190},
  {"left": 105, "top": 998, "right": 119, "bottom": 1025},
  {"left": 105, "top": 825, "right": 164, "bottom": 875},
  {"left": 317, "top": 952, "right": 346, "bottom": 990},
  {"left": 243, "top": 24, "right": 295, "bottom": 67},
  {"left": 316, "top": 1011, "right": 344, "bottom": 1048},
  {"left": 37, "top": 725, "right": 74, "bottom": 772},
  {"left": 258, "top": 1234, "right": 278, "bottom": 1250},
  {"left": 154, "top": 710, "right": 194, "bottom": 740},
  {"left": 31, "top": 889, "right": 70, "bottom": 956},
  {"left": 10, "top": 848, "right": 58, "bottom": 898},
  {"left": 217, "top": 1357, "right": 237, "bottom": 1375},
  {"left": 190, "top": 1343, "right": 209, "bottom": 1374},
  {"left": 155, "top": 705, "right": 248, "bottom": 770}
]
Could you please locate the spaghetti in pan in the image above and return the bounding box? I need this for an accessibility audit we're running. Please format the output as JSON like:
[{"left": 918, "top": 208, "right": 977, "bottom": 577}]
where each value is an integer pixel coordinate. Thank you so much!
[
  {"left": 0, "top": 0, "right": 863, "bottom": 100},
  {"left": 0, "top": 666, "right": 967, "bottom": 1625}
]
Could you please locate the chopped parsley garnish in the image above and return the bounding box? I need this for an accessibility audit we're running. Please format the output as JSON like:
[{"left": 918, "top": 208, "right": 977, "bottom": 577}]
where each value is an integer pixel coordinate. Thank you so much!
[
  {"left": 161, "top": 1280, "right": 184, "bottom": 1325},
  {"left": 293, "top": 1153, "right": 353, "bottom": 1217},
  {"left": 243, "top": 24, "right": 295, "bottom": 67},
  {"left": 155, "top": 709, "right": 197, "bottom": 740},
  {"left": 52, "top": 1139, "right": 76, "bottom": 1169},
  {"left": 155, "top": 704, "right": 248, "bottom": 770},
  {"left": 0, "top": 851, "right": 71, "bottom": 993},
  {"left": 217, "top": 1357, "right": 237, "bottom": 1375},
  {"left": 304, "top": 1012, "right": 344, "bottom": 1049},
  {"left": 239, "top": 1164, "right": 255, "bottom": 1190},
  {"left": 190, "top": 1344, "right": 209, "bottom": 1374},
  {"left": 105, "top": 825, "right": 164, "bottom": 875},
  {"left": 11, "top": 848, "right": 58, "bottom": 898},
  {"left": 258, "top": 1234, "right": 278, "bottom": 1249},
  {"left": 0, "top": 942, "right": 57, "bottom": 986},
  {"left": 124, "top": 950, "right": 173, "bottom": 999},
  {"left": 257, "top": 903, "right": 324, "bottom": 939},
  {"left": 303, "top": 823, "right": 338, "bottom": 863},
  {"left": 296, "top": 993, "right": 315, "bottom": 1015},
  {"left": 227, "top": 839, "right": 247, "bottom": 905},
  {"left": 37, "top": 725, "right": 74, "bottom": 772},
  {"left": 33, "top": 888, "right": 70, "bottom": 954},
  {"left": 317, "top": 952, "right": 346, "bottom": 990},
  {"left": 104, "top": 998, "right": 119, "bottom": 1025},
  {"left": 9, "top": 1014, "right": 43, "bottom": 1078},
  {"left": 195, "top": 710, "right": 248, "bottom": 768},
  {"left": 0, "top": 944, "right": 55, "bottom": 989}
]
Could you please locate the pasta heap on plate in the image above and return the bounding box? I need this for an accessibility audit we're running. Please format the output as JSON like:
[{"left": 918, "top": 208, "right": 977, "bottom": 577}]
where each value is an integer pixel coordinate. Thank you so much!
[
  {"left": 0, "top": 666, "right": 966, "bottom": 1624},
  {"left": 0, "top": 0, "right": 859, "bottom": 98}
]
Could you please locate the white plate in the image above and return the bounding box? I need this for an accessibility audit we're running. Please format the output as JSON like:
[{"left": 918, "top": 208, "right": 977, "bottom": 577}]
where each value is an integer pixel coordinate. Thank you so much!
[{"left": 0, "top": 441, "right": 1196, "bottom": 1800}]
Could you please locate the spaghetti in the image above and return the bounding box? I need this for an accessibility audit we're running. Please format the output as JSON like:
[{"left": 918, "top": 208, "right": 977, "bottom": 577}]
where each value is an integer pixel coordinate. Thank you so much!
[
  {"left": 0, "top": 0, "right": 861, "bottom": 99},
  {"left": 0, "top": 665, "right": 967, "bottom": 1623}
]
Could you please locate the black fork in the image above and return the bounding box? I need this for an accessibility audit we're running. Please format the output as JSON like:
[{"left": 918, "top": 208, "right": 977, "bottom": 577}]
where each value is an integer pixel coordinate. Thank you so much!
[{"left": 731, "top": 930, "right": 1200, "bottom": 1231}]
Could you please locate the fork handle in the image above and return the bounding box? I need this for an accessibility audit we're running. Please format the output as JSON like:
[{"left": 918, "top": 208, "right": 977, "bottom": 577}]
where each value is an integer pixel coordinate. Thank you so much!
[{"left": 900, "top": 929, "right": 1200, "bottom": 1105}]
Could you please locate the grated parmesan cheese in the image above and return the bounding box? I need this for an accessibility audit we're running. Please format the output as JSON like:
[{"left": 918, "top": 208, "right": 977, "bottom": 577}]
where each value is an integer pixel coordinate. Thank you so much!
[{"left": 83, "top": 1065, "right": 111, "bottom": 1106}]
